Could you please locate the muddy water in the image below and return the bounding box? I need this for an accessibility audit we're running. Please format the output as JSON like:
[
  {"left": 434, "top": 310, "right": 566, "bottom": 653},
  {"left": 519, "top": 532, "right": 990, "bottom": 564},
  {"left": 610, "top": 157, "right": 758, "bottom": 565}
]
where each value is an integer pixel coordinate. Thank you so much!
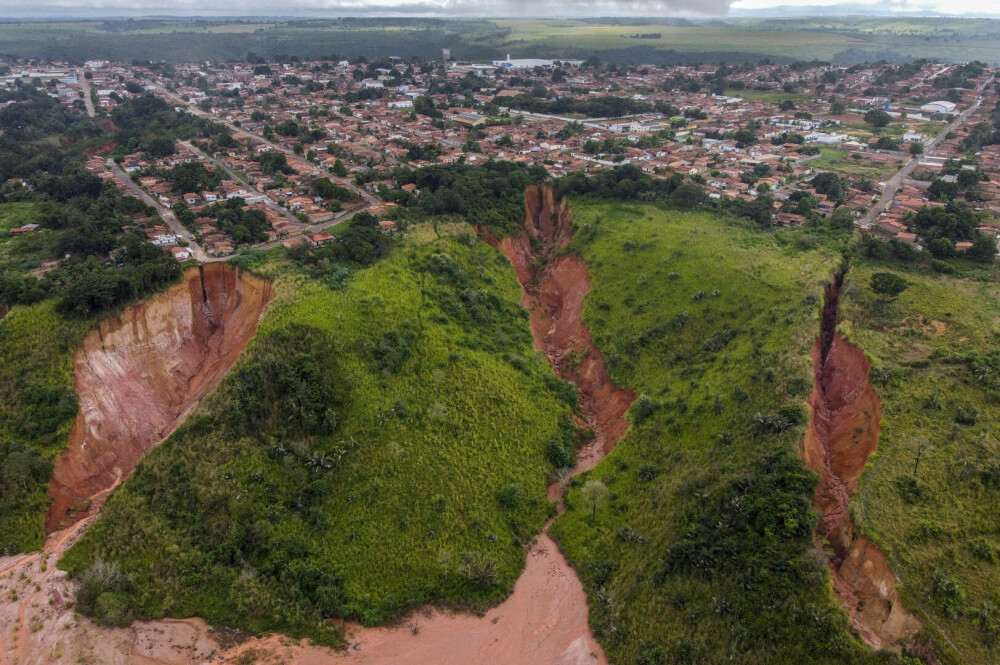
[{"left": 802, "top": 271, "right": 920, "bottom": 649}]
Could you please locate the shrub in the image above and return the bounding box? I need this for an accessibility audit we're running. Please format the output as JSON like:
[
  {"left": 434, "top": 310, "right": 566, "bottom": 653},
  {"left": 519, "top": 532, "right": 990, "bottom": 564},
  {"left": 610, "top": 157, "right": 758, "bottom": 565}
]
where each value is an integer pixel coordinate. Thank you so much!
[
  {"left": 633, "top": 394, "right": 657, "bottom": 425},
  {"left": 956, "top": 405, "right": 979, "bottom": 425},
  {"left": 545, "top": 438, "right": 576, "bottom": 470},
  {"left": 930, "top": 568, "right": 964, "bottom": 619},
  {"left": 75, "top": 559, "right": 134, "bottom": 627},
  {"left": 972, "top": 538, "right": 997, "bottom": 563},
  {"left": 895, "top": 476, "right": 929, "bottom": 504},
  {"left": 636, "top": 464, "right": 659, "bottom": 482},
  {"left": 459, "top": 552, "right": 498, "bottom": 587},
  {"left": 495, "top": 483, "right": 523, "bottom": 510}
]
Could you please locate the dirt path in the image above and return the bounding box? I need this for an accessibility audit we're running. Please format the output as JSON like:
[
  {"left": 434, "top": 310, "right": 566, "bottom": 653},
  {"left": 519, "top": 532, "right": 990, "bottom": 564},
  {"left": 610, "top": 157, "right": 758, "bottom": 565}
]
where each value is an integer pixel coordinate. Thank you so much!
[{"left": 802, "top": 272, "right": 920, "bottom": 650}]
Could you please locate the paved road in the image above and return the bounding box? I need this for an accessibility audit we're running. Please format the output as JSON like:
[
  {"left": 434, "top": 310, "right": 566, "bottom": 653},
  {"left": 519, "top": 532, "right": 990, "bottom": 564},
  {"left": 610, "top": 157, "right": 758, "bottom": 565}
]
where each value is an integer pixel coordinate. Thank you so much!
[
  {"left": 178, "top": 140, "right": 303, "bottom": 227},
  {"left": 107, "top": 159, "right": 215, "bottom": 262},
  {"left": 858, "top": 77, "right": 993, "bottom": 229},
  {"left": 77, "top": 70, "right": 96, "bottom": 118}
]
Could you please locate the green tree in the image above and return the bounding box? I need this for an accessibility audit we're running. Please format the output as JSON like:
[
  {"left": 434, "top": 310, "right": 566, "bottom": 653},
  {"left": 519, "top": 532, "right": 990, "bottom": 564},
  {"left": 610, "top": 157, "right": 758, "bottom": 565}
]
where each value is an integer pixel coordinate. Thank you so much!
[
  {"left": 582, "top": 480, "right": 609, "bottom": 522},
  {"left": 968, "top": 232, "right": 997, "bottom": 264},
  {"left": 870, "top": 272, "right": 909, "bottom": 309},
  {"left": 332, "top": 159, "right": 348, "bottom": 177},
  {"left": 929, "top": 237, "right": 955, "bottom": 259},
  {"left": 864, "top": 109, "right": 891, "bottom": 128}
]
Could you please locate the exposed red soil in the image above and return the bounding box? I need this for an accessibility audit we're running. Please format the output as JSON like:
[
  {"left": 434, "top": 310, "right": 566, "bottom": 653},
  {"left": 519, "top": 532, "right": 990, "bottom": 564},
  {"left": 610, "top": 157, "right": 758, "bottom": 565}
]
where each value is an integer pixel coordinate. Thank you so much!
[
  {"left": 299, "top": 184, "right": 634, "bottom": 664},
  {"left": 3, "top": 190, "right": 630, "bottom": 665},
  {"left": 484, "top": 185, "right": 635, "bottom": 479},
  {"left": 2, "top": 264, "right": 270, "bottom": 665},
  {"left": 802, "top": 276, "right": 920, "bottom": 650},
  {"left": 45, "top": 263, "right": 272, "bottom": 533}
]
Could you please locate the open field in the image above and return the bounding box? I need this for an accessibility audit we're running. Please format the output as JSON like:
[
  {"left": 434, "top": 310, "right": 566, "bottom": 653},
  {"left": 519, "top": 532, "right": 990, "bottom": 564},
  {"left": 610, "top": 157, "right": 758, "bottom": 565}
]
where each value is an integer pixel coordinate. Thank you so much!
[
  {"left": 840, "top": 260, "right": 1000, "bottom": 664},
  {"left": 0, "top": 202, "right": 57, "bottom": 274},
  {"left": 812, "top": 147, "right": 900, "bottom": 180}
]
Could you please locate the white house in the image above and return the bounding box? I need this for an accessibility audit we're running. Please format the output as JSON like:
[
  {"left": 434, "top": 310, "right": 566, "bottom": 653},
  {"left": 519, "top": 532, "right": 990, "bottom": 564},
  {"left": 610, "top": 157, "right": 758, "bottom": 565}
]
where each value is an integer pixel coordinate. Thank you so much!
[{"left": 151, "top": 233, "right": 178, "bottom": 246}]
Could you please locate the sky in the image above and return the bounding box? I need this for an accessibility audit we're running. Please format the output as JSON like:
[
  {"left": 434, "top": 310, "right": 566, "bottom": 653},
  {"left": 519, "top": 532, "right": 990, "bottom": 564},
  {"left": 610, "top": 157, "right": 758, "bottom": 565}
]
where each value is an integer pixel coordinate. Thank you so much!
[{"left": 0, "top": 0, "right": 995, "bottom": 18}]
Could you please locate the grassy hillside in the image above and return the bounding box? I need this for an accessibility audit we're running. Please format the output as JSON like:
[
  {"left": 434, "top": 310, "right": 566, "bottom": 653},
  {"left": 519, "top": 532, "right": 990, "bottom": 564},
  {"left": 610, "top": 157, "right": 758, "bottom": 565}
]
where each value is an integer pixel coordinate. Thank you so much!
[
  {"left": 548, "top": 200, "right": 901, "bottom": 664},
  {"left": 0, "top": 300, "right": 90, "bottom": 553},
  {"left": 60, "top": 222, "right": 580, "bottom": 643},
  {"left": 839, "top": 259, "right": 1000, "bottom": 664}
]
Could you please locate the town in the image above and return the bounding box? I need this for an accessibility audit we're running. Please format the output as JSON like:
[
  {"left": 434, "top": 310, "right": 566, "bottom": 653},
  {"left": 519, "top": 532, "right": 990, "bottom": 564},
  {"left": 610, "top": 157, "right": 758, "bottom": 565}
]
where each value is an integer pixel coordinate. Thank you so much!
[
  {"left": 3, "top": 54, "right": 998, "bottom": 263},
  {"left": 6, "top": 11, "right": 1000, "bottom": 665}
]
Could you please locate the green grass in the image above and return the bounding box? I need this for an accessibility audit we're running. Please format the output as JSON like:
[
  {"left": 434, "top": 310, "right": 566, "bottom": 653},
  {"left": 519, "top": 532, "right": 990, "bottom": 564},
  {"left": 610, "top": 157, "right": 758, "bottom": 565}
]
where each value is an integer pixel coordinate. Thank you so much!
[
  {"left": 812, "top": 147, "right": 899, "bottom": 180},
  {"left": 60, "top": 222, "right": 579, "bottom": 642},
  {"left": 0, "top": 202, "right": 56, "bottom": 274},
  {"left": 0, "top": 299, "right": 91, "bottom": 553},
  {"left": 547, "top": 199, "right": 894, "bottom": 664},
  {"left": 840, "top": 260, "right": 1000, "bottom": 664},
  {"left": 494, "top": 20, "right": 872, "bottom": 60},
  {"left": 0, "top": 202, "right": 46, "bottom": 232}
]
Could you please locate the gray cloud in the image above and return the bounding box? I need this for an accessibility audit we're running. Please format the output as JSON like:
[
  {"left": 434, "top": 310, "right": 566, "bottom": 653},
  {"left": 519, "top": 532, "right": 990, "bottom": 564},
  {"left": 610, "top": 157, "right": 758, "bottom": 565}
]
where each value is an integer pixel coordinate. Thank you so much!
[{"left": 0, "top": 0, "right": 733, "bottom": 18}]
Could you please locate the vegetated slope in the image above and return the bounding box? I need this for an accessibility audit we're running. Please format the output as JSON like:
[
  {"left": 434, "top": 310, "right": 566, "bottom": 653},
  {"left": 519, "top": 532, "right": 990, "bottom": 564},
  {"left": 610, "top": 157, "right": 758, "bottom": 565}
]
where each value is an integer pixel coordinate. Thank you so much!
[
  {"left": 838, "top": 260, "right": 1000, "bottom": 665},
  {"left": 549, "top": 200, "right": 894, "bottom": 664},
  {"left": 46, "top": 263, "right": 273, "bottom": 534},
  {"left": 60, "top": 223, "right": 580, "bottom": 643},
  {"left": 0, "top": 301, "right": 90, "bottom": 553}
]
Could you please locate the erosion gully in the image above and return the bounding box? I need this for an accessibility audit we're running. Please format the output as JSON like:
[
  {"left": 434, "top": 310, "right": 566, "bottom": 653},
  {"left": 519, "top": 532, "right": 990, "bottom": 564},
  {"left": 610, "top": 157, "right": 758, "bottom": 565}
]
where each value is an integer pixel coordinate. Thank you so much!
[
  {"left": 1, "top": 192, "right": 917, "bottom": 665},
  {"left": 803, "top": 269, "right": 920, "bottom": 651},
  {"left": 0, "top": 188, "right": 634, "bottom": 665},
  {"left": 0, "top": 263, "right": 272, "bottom": 665}
]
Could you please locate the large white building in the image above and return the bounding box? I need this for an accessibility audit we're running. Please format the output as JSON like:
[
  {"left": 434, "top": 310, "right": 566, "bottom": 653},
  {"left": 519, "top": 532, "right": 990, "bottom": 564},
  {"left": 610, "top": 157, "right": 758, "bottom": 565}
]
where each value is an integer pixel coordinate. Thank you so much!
[
  {"left": 491, "top": 55, "right": 554, "bottom": 69},
  {"left": 920, "top": 100, "right": 957, "bottom": 115}
]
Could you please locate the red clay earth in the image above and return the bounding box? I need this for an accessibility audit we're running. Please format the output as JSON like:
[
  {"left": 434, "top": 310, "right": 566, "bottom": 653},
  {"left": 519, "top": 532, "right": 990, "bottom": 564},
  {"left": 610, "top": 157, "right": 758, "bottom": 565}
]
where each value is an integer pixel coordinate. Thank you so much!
[
  {"left": 45, "top": 263, "right": 272, "bottom": 533},
  {"left": 802, "top": 275, "right": 920, "bottom": 650},
  {"left": 305, "top": 184, "right": 635, "bottom": 664},
  {"left": 2, "top": 189, "right": 632, "bottom": 665},
  {"left": 1, "top": 263, "right": 271, "bottom": 665}
]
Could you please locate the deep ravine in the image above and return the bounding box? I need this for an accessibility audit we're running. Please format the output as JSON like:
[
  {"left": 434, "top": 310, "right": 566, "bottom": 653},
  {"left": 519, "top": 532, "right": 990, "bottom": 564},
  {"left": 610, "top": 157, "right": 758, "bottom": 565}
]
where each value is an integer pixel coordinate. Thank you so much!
[
  {"left": 0, "top": 264, "right": 272, "bottom": 665},
  {"left": 802, "top": 267, "right": 921, "bottom": 650}
]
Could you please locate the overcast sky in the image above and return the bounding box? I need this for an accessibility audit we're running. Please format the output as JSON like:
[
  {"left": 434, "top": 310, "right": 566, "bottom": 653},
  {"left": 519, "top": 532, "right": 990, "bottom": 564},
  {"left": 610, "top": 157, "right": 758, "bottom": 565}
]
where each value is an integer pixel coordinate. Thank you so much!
[{"left": 0, "top": 0, "right": 994, "bottom": 18}]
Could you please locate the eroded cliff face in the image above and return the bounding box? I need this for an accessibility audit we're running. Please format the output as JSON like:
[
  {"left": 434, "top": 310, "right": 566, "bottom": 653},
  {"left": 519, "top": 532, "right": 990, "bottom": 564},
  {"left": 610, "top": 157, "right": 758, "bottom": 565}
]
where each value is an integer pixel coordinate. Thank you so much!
[
  {"left": 484, "top": 185, "right": 634, "bottom": 471},
  {"left": 803, "top": 275, "right": 920, "bottom": 649},
  {"left": 45, "top": 263, "right": 272, "bottom": 533}
]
